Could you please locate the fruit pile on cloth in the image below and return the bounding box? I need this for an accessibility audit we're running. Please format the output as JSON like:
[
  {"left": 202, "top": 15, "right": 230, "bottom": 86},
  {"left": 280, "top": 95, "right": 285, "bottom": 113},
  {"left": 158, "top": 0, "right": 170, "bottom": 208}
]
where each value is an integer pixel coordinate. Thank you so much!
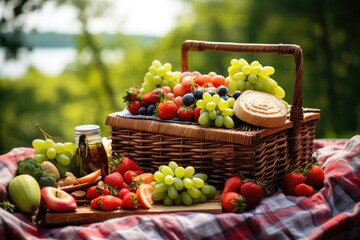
[{"left": 1, "top": 136, "right": 360, "bottom": 240}]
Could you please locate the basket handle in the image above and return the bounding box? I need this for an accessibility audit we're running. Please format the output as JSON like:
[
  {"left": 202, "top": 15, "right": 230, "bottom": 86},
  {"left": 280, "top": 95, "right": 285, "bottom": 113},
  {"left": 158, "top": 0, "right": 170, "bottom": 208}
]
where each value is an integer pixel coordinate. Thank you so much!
[{"left": 181, "top": 40, "right": 304, "bottom": 136}]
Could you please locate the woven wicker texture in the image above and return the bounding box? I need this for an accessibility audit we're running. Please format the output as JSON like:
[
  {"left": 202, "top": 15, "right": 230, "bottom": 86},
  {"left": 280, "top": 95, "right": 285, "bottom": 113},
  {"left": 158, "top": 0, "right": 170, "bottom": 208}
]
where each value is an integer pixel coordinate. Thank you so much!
[{"left": 109, "top": 127, "right": 288, "bottom": 194}]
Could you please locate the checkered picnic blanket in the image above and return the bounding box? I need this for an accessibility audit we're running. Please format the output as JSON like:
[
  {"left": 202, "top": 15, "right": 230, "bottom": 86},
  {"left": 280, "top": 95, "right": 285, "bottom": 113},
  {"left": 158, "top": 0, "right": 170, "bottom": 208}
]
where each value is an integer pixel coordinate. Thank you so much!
[{"left": 1, "top": 136, "right": 359, "bottom": 240}]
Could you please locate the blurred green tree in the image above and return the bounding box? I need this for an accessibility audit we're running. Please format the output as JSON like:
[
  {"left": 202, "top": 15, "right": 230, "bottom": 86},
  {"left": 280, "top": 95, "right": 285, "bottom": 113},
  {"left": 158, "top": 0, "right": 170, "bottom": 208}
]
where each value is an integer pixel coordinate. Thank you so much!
[
  {"left": 0, "top": 0, "right": 46, "bottom": 58},
  {"left": 1, "top": 0, "right": 359, "bottom": 154},
  {"left": 148, "top": 0, "right": 360, "bottom": 138},
  {"left": 242, "top": 0, "right": 360, "bottom": 138}
]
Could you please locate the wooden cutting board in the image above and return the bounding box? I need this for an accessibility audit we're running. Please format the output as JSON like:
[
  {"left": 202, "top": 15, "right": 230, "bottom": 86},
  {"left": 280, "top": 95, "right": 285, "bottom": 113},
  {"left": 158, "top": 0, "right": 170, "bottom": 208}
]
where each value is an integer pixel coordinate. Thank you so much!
[{"left": 45, "top": 193, "right": 222, "bottom": 225}]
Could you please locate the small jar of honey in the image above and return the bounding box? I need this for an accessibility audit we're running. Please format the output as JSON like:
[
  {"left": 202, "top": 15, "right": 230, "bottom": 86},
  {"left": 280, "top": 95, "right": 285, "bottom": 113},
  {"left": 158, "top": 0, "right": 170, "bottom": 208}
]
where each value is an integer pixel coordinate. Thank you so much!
[{"left": 73, "top": 124, "right": 108, "bottom": 178}]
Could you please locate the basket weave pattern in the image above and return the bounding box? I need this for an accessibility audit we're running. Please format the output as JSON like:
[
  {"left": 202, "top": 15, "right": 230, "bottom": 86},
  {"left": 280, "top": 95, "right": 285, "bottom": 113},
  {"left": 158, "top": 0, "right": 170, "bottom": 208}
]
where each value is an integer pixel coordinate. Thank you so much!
[{"left": 107, "top": 115, "right": 292, "bottom": 193}]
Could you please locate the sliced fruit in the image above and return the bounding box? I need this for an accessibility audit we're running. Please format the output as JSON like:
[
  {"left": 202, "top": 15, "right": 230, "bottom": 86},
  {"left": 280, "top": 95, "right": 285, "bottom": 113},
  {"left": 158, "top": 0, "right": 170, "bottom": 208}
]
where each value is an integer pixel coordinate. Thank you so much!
[
  {"left": 136, "top": 183, "right": 154, "bottom": 209},
  {"left": 77, "top": 169, "right": 101, "bottom": 184},
  {"left": 133, "top": 173, "right": 154, "bottom": 184}
]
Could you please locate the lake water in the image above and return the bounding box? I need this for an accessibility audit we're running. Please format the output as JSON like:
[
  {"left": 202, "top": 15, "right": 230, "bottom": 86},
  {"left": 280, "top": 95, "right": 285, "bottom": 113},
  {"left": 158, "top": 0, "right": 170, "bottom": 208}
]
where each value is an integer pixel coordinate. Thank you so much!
[{"left": 0, "top": 48, "right": 76, "bottom": 79}]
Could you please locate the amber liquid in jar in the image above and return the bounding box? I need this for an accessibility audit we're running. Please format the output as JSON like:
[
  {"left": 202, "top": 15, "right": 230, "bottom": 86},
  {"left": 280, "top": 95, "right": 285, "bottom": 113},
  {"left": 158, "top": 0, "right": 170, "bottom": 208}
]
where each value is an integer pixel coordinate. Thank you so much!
[{"left": 74, "top": 124, "right": 108, "bottom": 178}]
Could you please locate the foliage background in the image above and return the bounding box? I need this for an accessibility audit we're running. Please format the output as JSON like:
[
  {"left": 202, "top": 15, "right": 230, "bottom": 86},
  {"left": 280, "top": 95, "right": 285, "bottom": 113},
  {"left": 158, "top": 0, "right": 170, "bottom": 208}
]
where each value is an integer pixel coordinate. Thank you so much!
[{"left": 1, "top": 0, "right": 359, "bottom": 154}]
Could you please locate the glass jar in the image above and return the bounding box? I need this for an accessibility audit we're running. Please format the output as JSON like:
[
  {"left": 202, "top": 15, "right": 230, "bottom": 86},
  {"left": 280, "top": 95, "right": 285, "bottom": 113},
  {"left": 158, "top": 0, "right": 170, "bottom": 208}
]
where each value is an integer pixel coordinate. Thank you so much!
[{"left": 73, "top": 124, "right": 108, "bottom": 178}]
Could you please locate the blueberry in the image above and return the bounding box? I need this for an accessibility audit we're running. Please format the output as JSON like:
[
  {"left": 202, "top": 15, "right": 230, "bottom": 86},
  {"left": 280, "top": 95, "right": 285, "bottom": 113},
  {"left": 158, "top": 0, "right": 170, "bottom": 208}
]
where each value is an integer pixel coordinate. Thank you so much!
[
  {"left": 182, "top": 93, "right": 196, "bottom": 106},
  {"left": 138, "top": 106, "right": 148, "bottom": 115},
  {"left": 193, "top": 89, "right": 204, "bottom": 100},
  {"left": 232, "top": 91, "right": 242, "bottom": 100},
  {"left": 147, "top": 104, "right": 156, "bottom": 116},
  {"left": 217, "top": 86, "right": 228, "bottom": 96},
  {"left": 207, "top": 91, "right": 216, "bottom": 96},
  {"left": 221, "top": 95, "right": 229, "bottom": 101}
]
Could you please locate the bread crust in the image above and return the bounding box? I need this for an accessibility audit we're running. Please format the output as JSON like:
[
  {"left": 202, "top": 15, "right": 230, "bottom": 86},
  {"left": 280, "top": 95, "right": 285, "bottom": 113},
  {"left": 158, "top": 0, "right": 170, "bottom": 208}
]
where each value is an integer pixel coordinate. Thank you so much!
[{"left": 233, "top": 90, "right": 287, "bottom": 128}]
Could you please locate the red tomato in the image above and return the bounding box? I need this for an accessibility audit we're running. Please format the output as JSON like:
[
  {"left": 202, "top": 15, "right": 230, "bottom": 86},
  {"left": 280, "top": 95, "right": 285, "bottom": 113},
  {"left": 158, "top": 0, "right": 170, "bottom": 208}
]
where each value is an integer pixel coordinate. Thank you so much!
[
  {"left": 195, "top": 75, "right": 211, "bottom": 87},
  {"left": 192, "top": 71, "right": 201, "bottom": 77},
  {"left": 180, "top": 71, "right": 193, "bottom": 79},
  {"left": 161, "top": 86, "right": 172, "bottom": 94},
  {"left": 174, "top": 96, "right": 184, "bottom": 107},
  {"left": 208, "top": 71, "right": 217, "bottom": 78},
  {"left": 181, "top": 75, "right": 193, "bottom": 92},
  {"left": 173, "top": 83, "right": 188, "bottom": 97},
  {"left": 211, "top": 75, "right": 226, "bottom": 88},
  {"left": 166, "top": 92, "right": 175, "bottom": 100}
]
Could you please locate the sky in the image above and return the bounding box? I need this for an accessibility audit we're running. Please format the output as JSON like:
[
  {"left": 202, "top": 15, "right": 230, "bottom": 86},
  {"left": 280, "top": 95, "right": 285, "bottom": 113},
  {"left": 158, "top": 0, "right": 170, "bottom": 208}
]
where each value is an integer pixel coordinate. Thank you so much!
[
  {"left": 0, "top": 0, "right": 188, "bottom": 78},
  {"left": 23, "top": 0, "right": 187, "bottom": 36}
]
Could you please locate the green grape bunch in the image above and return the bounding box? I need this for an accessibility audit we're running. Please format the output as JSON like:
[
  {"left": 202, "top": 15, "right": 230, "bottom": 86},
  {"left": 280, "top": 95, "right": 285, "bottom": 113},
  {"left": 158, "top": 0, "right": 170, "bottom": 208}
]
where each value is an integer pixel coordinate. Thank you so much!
[
  {"left": 227, "top": 58, "right": 285, "bottom": 99},
  {"left": 32, "top": 138, "right": 76, "bottom": 167},
  {"left": 141, "top": 60, "right": 181, "bottom": 93},
  {"left": 151, "top": 161, "right": 217, "bottom": 206},
  {"left": 196, "top": 92, "right": 236, "bottom": 129}
]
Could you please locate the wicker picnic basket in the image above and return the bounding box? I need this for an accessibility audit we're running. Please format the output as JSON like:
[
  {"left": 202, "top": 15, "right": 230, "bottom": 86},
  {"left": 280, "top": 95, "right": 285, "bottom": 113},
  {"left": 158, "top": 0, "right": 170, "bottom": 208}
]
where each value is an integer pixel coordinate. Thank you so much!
[{"left": 105, "top": 40, "right": 320, "bottom": 194}]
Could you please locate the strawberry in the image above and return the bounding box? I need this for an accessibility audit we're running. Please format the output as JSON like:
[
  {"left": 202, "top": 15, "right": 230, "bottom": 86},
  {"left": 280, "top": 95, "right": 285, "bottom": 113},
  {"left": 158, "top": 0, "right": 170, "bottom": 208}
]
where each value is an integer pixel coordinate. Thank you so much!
[
  {"left": 110, "top": 154, "right": 142, "bottom": 176},
  {"left": 124, "top": 87, "right": 143, "bottom": 115},
  {"left": 105, "top": 172, "right": 124, "bottom": 189},
  {"left": 223, "top": 176, "right": 243, "bottom": 193},
  {"left": 282, "top": 169, "right": 306, "bottom": 195},
  {"left": 220, "top": 192, "right": 246, "bottom": 213},
  {"left": 294, "top": 183, "right": 315, "bottom": 197},
  {"left": 118, "top": 188, "right": 131, "bottom": 199},
  {"left": 178, "top": 106, "right": 195, "bottom": 121},
  {"left": 240, "top": 180, "right": 266, "bottom": 210},
  {"left": 90, "top": 195, "right": 122, "bottom": 211},
  {"left": 85, "top": 185, "right": 104, "bottom": 200},
  {"left": 142, "top": 88, "right": 165, "bottom": 104},
  {"left": 157, "top": 100, "right": 179, "bottom": 120},
  {"left": 304, "top": 164, "right": 325, "bottom": 189},
  {"left": 121, "top": 192, "right": 138, "bottom": 210},
  {"left": 124, "top": 170, "right": 138, "bottom": 185},
  {"left": 104, "top": 172, "right": 124, "bottom": 196},
  {"left": 123, "top": 87, "right": 141, "bottom": 103},
  {"left": 122, "top": 182, "right": 131, "bottom": 190},
  {"left": 128, "top": 100, "right": 143, "bottom": 115},
  {"left": 102, "top": 187, "right": 111, "bottom": 195},
  {"left": 194, "top": 107, "right": 201, "bottom": 122}
]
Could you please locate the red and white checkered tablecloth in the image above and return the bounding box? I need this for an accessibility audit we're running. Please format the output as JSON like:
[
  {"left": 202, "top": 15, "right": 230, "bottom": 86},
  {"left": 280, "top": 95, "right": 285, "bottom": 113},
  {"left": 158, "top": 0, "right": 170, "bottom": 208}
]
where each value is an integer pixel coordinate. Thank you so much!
[{"left": 0, "top": 136, "right": 359, "bottom": 240}]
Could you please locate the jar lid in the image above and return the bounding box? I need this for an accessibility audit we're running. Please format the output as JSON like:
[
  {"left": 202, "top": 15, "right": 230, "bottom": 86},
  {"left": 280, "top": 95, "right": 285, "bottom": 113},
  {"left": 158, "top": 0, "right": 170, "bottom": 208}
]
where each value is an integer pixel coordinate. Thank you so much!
[{"left": 74, "top": 124, "right": 100, "bottom": 136}]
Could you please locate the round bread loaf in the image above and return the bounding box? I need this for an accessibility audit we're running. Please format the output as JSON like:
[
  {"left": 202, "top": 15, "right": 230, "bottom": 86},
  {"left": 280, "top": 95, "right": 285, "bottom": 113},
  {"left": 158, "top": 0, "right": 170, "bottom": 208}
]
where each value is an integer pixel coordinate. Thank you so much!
[{"left": 233, "top": 90, "right": 287, "bottom": 128}]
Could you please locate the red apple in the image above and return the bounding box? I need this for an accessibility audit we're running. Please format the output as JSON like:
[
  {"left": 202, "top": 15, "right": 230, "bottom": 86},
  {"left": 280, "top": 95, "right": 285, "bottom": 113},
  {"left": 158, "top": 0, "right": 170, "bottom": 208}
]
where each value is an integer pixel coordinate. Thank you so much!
[{"left": 41, "top": 186, "right": 77, "bottom": 212}]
